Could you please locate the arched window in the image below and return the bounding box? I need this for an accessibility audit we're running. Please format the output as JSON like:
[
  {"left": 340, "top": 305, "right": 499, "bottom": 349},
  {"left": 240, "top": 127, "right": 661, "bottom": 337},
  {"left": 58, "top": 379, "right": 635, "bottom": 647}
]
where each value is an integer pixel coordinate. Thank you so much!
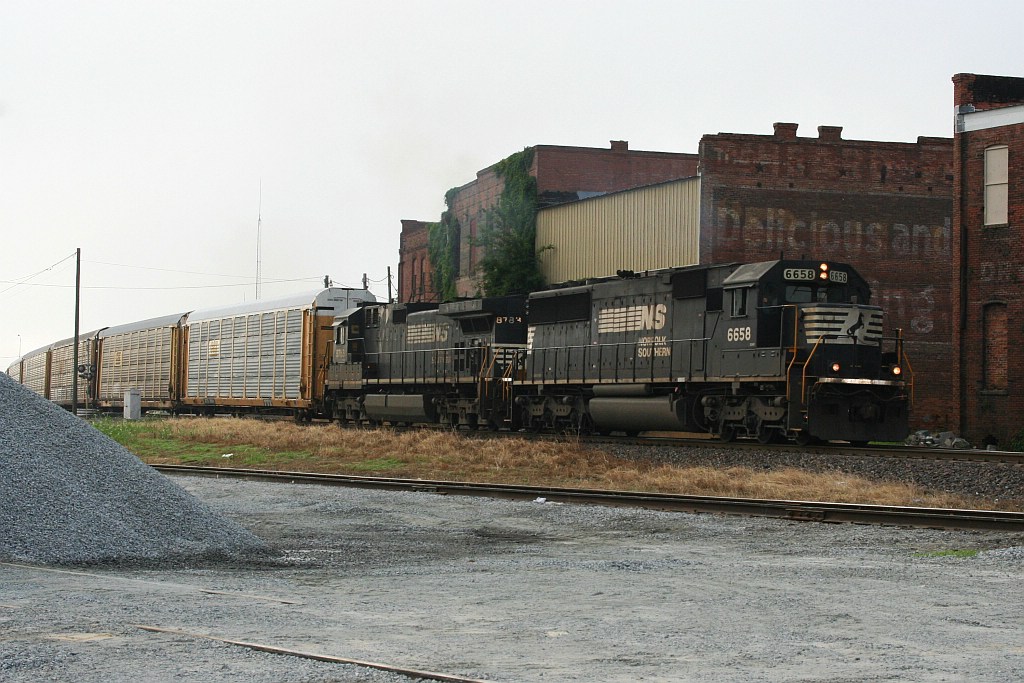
[{"left": 983, "top": 302, "right": 1008, "bottom": 391}]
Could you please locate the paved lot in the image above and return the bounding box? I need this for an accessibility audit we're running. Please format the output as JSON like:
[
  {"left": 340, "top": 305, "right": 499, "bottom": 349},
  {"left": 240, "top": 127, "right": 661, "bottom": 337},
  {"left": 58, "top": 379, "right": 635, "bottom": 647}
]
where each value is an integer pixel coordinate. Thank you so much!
[{"left": 3, "top": 475, "right": 1023, "bottom": 682}]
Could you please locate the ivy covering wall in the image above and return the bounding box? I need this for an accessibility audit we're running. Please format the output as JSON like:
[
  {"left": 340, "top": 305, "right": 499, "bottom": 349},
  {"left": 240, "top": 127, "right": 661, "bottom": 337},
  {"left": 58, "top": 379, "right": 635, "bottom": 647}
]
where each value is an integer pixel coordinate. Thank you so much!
[
  {"left": 427, "top": 187, "right": 460, "bottom": 302},
  {"left": 477, "top": 147, "right": 547, "bottom": 297}
]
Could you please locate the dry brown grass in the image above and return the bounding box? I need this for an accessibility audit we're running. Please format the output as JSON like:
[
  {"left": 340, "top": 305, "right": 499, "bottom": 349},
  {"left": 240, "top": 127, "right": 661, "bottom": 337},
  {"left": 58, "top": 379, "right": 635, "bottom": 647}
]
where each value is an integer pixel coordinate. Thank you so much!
[{"left": 126, "top": 417, "right": 1017, "bottom": 511}]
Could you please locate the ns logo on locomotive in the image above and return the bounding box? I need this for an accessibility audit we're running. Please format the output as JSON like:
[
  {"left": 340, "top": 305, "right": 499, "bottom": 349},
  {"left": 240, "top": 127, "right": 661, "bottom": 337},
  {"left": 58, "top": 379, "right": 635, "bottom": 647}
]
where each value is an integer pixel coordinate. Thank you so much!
[{"left": 8, "top": 259, "right": 911, "bottom": 446}]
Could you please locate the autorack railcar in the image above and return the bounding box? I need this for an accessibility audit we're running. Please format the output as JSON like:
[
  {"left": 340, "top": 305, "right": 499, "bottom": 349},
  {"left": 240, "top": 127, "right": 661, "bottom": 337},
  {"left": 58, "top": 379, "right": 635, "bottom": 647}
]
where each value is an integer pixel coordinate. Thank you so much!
[
  {"left": 180, "top": 287, "right": 376, "bottom": 418},
  {"left": 94, "top": 313, "right": 189, "bottom": 411}
]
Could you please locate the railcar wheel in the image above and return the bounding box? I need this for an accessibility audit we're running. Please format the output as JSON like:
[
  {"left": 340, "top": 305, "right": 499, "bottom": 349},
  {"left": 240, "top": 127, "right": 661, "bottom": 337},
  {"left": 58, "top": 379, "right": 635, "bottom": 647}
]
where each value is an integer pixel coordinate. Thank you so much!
[
  {"left": 849, "top": 440, "right": 869, "bottom": 448},
  {"left": 718, "top": 425, "right": 737, "bottom": 443}
]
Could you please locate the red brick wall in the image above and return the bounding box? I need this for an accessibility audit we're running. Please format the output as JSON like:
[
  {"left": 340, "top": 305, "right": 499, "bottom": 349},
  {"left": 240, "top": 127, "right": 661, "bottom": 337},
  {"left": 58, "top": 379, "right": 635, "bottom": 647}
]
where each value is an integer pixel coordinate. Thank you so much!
[
  {"left": 397, "top": 220, "right": 436, "bottom": 303},
  {"left": 699, "top": 124, "right": 955, "bottom": 430},
  {"left": 400, "top": 142, "right": 699, "bottom": 299},
  {"left": 448, "top": 167, "right": 505, "bottom": 297},
  {"left": 952, "top": 73, "right": 1024, "bottom": 444},
  {"left": 533, "top": 142, "right": 699, "bottom": 203}
]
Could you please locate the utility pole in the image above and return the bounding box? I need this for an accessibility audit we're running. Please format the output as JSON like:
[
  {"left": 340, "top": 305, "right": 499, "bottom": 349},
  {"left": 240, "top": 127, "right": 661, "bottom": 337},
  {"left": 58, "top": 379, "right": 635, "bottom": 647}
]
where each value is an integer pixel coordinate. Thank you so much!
[
  {"left": 256, "top": 180, "right": 263, "bottom": 301},
  {"left": 72, "top": 247, "right": 81, "bottom": 416},
  {"left": 387, "top": 266, "right": 393, "bottom": 303}
]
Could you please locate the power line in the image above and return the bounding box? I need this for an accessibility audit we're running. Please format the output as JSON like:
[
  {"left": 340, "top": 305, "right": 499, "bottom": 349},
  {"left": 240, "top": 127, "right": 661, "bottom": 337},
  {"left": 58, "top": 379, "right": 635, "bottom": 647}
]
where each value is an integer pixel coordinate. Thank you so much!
[
  {"left": 0, "top": 252, "right": 77, "bottom": 298},
  {"left": 0, "top": 276, "right": 326, "bottom": 291},
  {"left": 84, "top": 260, "right": 253, "bottom": 279}
]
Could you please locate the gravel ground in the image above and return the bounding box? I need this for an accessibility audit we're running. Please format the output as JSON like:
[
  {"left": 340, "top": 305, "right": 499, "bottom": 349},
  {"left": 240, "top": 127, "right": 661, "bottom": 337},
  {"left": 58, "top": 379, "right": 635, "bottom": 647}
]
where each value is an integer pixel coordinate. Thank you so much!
[
  {"left": 0, "top": 372, "right": 269, "bottom": 566},
  {"left": 2, "top": 475, "right": 1023, "bottom": 682},
  {"left": 605, "top": 442, "right": 1024, "bottom": 507}
]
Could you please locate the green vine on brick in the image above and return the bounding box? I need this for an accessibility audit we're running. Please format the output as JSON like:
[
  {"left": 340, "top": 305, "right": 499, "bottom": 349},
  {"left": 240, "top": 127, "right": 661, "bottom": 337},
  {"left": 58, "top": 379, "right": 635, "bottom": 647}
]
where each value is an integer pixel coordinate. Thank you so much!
[
  {"left": 478, "top": 147, "right": 548, "bottom": 296},
  {"left": 427, "top": 187, "right": 460, "bottom": 302}
]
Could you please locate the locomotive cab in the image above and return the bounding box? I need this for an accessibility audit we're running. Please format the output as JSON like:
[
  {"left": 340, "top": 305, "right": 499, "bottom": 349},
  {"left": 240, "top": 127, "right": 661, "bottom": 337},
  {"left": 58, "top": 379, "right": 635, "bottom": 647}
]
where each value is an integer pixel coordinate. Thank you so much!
[{"left": 717, "top": 260, "right": 908, "bottom": 443}]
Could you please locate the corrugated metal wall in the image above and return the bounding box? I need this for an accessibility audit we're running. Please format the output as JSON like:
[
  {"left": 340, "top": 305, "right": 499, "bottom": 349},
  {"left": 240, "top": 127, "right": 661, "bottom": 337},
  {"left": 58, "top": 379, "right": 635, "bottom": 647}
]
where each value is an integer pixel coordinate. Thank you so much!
[
  {"left": 537, "top": 177, "right": 701, "bottom": 285},
  {"left": 23, "top": 354, "right": 47, "bottom": 396},
  {"left": 186, "top": 308, "right": 304, "bottom": 401},
  {"left": 99, "top": 327, "right": 175, "bottom": 402},
  {"left": 49, "top": 339, "right": 92, "bottom": 404}
]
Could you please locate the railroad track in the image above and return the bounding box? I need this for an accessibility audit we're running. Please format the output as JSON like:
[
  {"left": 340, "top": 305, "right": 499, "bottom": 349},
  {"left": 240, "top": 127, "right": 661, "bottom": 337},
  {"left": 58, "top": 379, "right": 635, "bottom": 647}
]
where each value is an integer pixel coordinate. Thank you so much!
[
  {"left": 455, "top": 429, "right": 1024, "bottom": 466},
  {"left": 155, "top": 464, "right": 1024, "bottom": 532},
  {"left": 132, "top": 414, "right": 1024, "bottom": 465}
]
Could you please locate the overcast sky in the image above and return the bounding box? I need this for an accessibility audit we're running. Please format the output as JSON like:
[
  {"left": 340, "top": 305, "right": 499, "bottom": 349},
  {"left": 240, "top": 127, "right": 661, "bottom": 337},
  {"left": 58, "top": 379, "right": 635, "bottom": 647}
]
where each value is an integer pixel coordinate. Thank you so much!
[{"left": 1, "top": 0, "right": 1020, "bottom": 364}]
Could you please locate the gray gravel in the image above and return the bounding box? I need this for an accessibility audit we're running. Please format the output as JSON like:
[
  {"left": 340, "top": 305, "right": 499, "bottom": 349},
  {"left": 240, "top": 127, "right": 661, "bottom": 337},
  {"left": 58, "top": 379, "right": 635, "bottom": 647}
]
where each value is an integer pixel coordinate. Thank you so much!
[
  {"left": 0, "top": 372, "right": 268, "bottom": 566},
  {"left": 605, "top": 441, "right": 1024, "bottom": 507},
  {"left": 3, "top": 475, "right": 1023, "bottom": 682}
]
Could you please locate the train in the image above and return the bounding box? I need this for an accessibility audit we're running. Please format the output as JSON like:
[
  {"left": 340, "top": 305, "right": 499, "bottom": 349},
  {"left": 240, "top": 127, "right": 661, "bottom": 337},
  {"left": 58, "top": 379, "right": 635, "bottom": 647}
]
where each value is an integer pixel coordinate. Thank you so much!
[{"left": 6, "top": 258, "right": 912, "bottom": 444}]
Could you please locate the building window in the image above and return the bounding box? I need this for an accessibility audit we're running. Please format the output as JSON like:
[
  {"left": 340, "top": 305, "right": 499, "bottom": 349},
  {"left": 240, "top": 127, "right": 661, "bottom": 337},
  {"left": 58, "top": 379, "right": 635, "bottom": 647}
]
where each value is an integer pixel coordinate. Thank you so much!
[
  {"left": 985, "top": 145, "right": 1008, "bottom": 226},
  {"left": 983, "top": 302, "right": 1008, "bottom": 391},
  {"left": 410, "top": 258, "right": 418, "bottom": 299}
]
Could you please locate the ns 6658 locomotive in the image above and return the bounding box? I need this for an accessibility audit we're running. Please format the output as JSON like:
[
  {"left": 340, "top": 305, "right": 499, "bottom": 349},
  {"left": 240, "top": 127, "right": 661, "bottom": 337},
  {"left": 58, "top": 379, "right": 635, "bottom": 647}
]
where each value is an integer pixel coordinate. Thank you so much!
[{"left": 324, "top": 258, "right": 911, "bottom": 445}]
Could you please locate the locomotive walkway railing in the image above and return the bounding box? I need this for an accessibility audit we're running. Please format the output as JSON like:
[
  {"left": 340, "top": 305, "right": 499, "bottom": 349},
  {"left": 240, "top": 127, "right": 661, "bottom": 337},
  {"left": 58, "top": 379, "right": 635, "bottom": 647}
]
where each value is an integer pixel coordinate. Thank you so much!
[{"left": 363, "top": 338, "right": 713, "bottom": 388}]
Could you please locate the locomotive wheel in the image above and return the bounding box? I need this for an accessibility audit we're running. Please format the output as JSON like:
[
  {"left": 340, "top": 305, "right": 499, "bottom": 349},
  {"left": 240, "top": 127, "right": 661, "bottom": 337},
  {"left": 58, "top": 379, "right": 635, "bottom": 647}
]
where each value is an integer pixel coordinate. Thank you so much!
[
  {"left": 756, "top": 422, "right": 781, "bottom": 444},
  {"left": 718, "top": 425, "right": 737, "bottom": 442},
  {"left": 794, "top": 430, "right": 819, "bottom": 446}
]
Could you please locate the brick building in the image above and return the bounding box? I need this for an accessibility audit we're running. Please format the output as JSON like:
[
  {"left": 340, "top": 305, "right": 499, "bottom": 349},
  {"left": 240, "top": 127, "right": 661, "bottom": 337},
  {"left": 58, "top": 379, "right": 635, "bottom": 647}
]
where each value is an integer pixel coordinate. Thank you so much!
[
  {"left": 397, "top": 141, "right": 699, "bottom": 302},
  {"left": 398, "top": 219, "right": 434, "bottom": 302},
  {"left": 698, "top": 124, "right": 955, "bottom": 430},
  {"left": 952, "top": 73, "right": 1024, "bottom": 444}
]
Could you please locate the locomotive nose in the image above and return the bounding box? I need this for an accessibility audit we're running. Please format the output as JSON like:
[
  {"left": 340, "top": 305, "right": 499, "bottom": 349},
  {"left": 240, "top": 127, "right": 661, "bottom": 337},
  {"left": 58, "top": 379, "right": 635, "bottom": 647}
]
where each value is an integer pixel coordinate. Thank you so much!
[{"left": 857, "top": 402, "right": 881, "bottom": 421}]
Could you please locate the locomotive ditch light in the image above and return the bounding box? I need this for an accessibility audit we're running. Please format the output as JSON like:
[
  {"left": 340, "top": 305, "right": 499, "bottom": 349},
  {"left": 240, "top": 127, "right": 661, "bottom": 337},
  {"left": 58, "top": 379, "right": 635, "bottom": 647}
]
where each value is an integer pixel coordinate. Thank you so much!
[
  {"left": 892, "top": 365, "right": 902, "bottom": 376},
  {"left": 831, "top": 362, "right": 841, "bottom": 373}
]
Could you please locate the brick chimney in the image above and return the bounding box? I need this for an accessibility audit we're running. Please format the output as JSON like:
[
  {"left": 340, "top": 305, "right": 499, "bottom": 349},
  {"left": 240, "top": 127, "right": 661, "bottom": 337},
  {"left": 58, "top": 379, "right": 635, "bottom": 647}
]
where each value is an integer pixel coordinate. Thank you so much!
[
  {"left": 610, "top": 140, "right": 629, "bottom": 152},
  {"left": 817, "top": 125, "right": 843, "bottom": 141},
  {"left": 773, "top": 122, "right": 798, "bottom": 139}
]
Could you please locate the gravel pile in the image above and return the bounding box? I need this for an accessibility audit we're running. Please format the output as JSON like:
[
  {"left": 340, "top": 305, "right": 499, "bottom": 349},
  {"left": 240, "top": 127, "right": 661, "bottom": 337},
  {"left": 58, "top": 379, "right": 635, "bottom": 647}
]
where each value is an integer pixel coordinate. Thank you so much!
[
  {"left": 0, "top": 372, "right": 269, "bottom": 566},
  {"left": 605, "top": 442, "right": 1024, "bottom": 506}
]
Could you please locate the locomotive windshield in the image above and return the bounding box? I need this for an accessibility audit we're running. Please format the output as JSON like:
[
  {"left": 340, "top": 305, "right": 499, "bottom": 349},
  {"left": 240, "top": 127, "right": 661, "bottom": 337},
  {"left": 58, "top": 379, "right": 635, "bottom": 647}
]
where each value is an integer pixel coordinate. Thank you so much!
[{"left": 782, "top": 283, "right": 858, "bottom": 304}]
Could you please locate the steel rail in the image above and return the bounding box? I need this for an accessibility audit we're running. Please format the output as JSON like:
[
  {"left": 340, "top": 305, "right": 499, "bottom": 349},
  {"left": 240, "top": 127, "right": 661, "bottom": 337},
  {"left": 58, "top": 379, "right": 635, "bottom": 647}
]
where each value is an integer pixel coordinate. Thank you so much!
[
  {"left": 155, "top": 464, "right": 1024, "bottom": 532},
  {"left": 135, "top": 625, "right": 493, "bottom": 683}
]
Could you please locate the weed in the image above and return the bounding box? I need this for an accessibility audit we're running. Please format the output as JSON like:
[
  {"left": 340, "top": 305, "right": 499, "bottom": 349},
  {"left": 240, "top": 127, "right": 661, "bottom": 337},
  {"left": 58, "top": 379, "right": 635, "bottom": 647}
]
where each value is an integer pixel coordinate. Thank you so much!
[{"left": 97, "top": 417, "right": 1021, "bottom": 511}]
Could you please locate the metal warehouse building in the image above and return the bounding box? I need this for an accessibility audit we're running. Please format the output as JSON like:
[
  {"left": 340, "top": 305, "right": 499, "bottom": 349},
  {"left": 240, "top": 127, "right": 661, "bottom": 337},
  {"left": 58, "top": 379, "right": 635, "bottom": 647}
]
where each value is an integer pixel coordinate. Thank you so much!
[{"left": 537, "top": 177, "right": 701, "bottom": 284}]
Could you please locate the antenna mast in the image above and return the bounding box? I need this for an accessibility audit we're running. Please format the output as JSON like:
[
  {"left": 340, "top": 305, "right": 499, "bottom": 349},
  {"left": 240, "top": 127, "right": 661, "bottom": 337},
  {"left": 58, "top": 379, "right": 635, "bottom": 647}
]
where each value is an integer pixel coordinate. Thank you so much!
[{"left": 256, "top": 180, "right": 262, "bottom": 300}]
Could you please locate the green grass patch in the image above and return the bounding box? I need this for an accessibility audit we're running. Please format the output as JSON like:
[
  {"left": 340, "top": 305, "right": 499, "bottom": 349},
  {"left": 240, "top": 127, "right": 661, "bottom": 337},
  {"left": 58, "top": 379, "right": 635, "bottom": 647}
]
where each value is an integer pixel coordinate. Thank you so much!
[{"left": 913, "top": 549, "right": 979, "bottom": 559}]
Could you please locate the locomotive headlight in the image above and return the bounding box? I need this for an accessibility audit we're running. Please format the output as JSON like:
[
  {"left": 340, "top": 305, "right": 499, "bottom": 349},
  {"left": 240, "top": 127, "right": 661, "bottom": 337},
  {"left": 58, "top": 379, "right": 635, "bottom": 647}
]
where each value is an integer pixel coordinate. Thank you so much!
[
  {"left": 892, "top": 365, "right": 902, "bottom": 376},
  {"left": 819, "top": 263, "right": 828, "bottom": 272},
  {"left": 831, "top": 362, "right": 841, "bottom": 373}
]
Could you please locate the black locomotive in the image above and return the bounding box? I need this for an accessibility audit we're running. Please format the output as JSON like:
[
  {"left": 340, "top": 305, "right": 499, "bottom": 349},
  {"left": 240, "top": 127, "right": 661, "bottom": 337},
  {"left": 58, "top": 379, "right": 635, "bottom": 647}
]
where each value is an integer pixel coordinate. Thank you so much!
[{"left": 325, "top": 259, "right": 911, "bottom": 444}]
